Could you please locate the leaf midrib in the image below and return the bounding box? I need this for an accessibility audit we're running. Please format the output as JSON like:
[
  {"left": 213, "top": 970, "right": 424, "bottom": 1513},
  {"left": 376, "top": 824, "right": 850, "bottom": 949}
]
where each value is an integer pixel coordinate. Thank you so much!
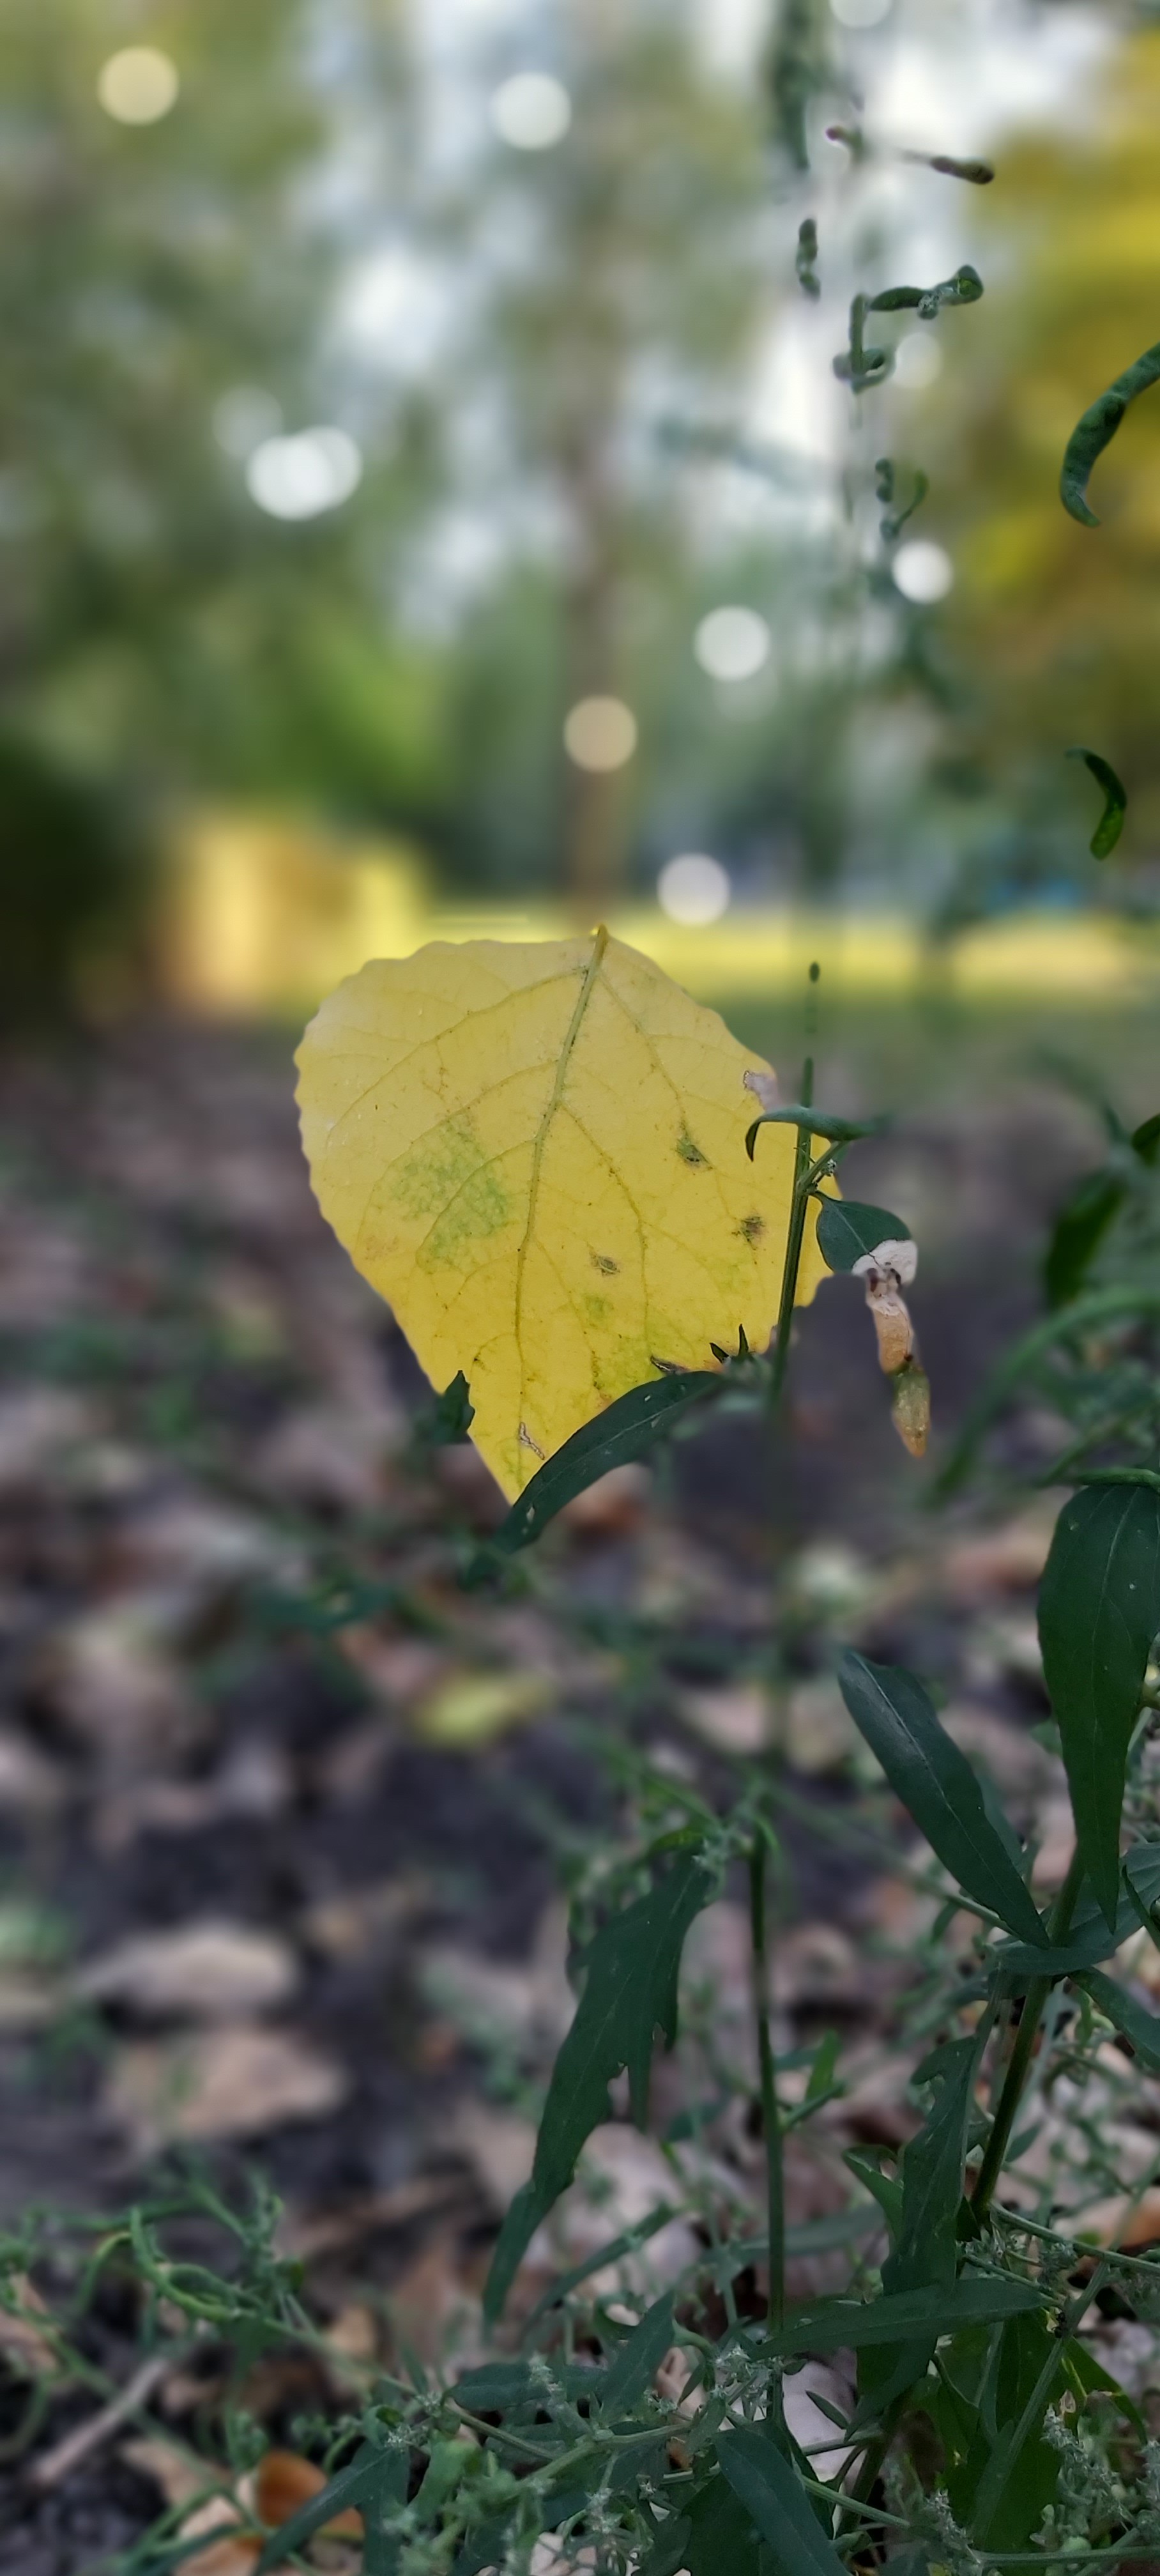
[{"left": 514, "top": 924, "right": 609, "bottom": 1443}]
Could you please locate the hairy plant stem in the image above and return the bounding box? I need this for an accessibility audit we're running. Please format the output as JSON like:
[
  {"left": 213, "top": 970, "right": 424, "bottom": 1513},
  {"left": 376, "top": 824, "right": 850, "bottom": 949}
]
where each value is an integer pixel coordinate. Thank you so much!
[
  {"left": 749, "top": 1836, "right": 785, "bottom": 2332},
  {"left": 972, "top": 1846, "right": 1086, "bottom": 2224}
]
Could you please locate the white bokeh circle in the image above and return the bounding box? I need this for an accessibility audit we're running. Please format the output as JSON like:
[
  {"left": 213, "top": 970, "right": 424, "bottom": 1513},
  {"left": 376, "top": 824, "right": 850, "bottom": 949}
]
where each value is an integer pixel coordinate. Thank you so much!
[
  {"left": 490, "top": 73, "right": 572, "bottom": 150},
  {"left": 694, "top": 606, "right": 771, "bottom": 683},
  {"left": 657, "top": 854, "right": 731, "bottom": 926},
  {"left": 892, "top": 540, "right": 954, "bottom": 603},
  {"left": 246, "top": 428, "right": 363, "bottom": 521}
]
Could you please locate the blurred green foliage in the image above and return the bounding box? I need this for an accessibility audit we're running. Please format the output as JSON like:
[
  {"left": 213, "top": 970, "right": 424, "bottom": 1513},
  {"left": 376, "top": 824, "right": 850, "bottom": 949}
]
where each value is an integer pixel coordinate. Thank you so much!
[{"left": 919, "top": 27, "right": 1160, "bottom": 916}]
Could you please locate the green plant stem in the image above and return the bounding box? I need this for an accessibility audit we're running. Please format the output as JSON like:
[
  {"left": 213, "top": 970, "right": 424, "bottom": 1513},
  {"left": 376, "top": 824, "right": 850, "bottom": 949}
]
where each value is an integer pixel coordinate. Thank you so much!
[
  {"left": 749, "top": 1837, "right": 785, "bottom": 2331},
  {"left": 766, "top": 1054, "right": 814, "bottom": 1414},
  {"left": 972, "top": 1848, "right": 1085, "bottom": 2223}
]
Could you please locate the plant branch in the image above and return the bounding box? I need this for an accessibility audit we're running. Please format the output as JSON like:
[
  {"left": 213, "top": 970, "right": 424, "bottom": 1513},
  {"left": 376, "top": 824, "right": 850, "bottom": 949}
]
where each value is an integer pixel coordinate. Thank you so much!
[
  {"left": 972, "top": 1848, "right": 1085, "bottom": 2223},
  {"left": 749, "top": 1836, "right": 785, "bottom": 2331}
]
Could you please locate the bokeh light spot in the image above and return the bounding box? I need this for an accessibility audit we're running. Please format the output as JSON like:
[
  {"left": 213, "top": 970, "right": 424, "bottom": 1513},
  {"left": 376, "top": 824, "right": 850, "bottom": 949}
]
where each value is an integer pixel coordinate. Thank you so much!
[
  {"left": 563, "top": 697, "right": 637, "bottom": 771},
  {"left": 246, "top": 429, "right": 362, "bottom": 521},
  {"left": 658, "top": 854, "right": 731, "bottom": 926},
  {"left": 490, "top": 73, "right": 572, "bottom": 150},
  {"left": 694, "top": 606, "right": 771, "bottom": 682},
  {"left": 97, "top": 47, "right": 179, "bottom": 125},
  {"left": 892, "top": 540, "right": 954, "bottom": 603}
]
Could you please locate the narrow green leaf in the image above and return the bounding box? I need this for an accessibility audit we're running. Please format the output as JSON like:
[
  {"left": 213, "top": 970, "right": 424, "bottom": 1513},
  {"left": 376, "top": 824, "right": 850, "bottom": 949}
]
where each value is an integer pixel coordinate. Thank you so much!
[
  {"left": 1062, "top": 2336, "right": 1147, "bottom": 2437},
  {"left": 870, "top": 264, "right": 983, "bottom": 319},
  {"left": 934, "top": 1284, "right": 1160, "bottom": 1498},
  {"left": 1067, "top": 747, "right": 1127, "bottom": 858},
  {"left": 484, "top": 1854, "right": 715, "bottom": 2319},
  {"left": 886, "top": 2038, "right": 977, "bottom": 2294},
  {"left": 837, "top": 1654, "right": 1047, "bottom": 1943},
  {"left": 1038, "top": 1483, "right": 1160, "bottom": 1927},
  {"left": 662, "top": 2476, "right": 767, "bottom": 2576},
  {"left": 746, "top": 1105, "right": 887, "bottom": 1160},
  {"left": 996, "top": 1843, "right": 1160, "bottom": 1976},
  {"left": 471, "top": 1372, "right": 721, "bottom": 1570},
  {"left": 1077, "top": 1967, "right": 1160, "bottom": 2071},
  {"left": 796, "top": 217, "right": 820, "bottom": 299},
  {"left": 520, "top": 2202, "right": 676, "bottom": 2331},
  {"left": 602, "top": 2291, "right": 675, "bottom": 2414},
  {"left": 1042, "top": 1170, "right": 1127, "bottom": 1307},
  {"left": 717, "top": 2430, "right": 846, "bottom": 2576},
  {"left": 922, "top": 153, "right": 995, "bottom": 184},
  {"left": 770, "top": 2276, "right": 1044, "bottom": 2356},
  {"left": 816, "top": 1200, "right": 910, "bottom": 1273},
  {"left": 1131, "top": 1111, "right": 1160, "bottom": 1166},
  {"left": 1061, "top": 339, "right": 1160, "bottom": 526},
  {"left": 255, "top": 2443, "right": 406, "bottom": 2575},
  {"left": 843, "top": 2150, "right": 904, "bottom": 2243},
  {"left": 958, "top": 2312, "right": 1061, "bottom": 2553}
]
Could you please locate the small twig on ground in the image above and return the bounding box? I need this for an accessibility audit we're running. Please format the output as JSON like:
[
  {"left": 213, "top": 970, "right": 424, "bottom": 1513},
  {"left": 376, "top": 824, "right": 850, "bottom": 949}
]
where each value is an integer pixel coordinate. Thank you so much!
[{"left": 27, "top": 2349, "right": 170, "bottom": 2492}]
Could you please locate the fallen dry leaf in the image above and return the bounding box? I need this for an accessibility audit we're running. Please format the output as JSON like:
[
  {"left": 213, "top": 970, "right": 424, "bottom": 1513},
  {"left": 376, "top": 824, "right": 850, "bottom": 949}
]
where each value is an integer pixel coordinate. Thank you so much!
[
  {"left": 78, "top": 1920, "right": 298, "bottom": 2021},
  {"left": 1068, "top": 2186, "right": 1160, "bottom": 2252},
  {"left": 679, "top": 1681, "right": 770, "bottom": 1758},
  {"left": 254, "top": 2448, "right": 363, "bottom": 2538},
  {"left": 105, "top": 2022, "right": 347, "bottom": 2150},
  {"left": 122, "top": 2438, "right": 257, "bottom": 2576}
]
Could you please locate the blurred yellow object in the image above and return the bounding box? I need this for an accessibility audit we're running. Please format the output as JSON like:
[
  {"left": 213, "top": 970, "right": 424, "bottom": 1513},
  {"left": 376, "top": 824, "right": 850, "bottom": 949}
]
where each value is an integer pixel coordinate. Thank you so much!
[
  {"left": 162, "top": 814, "right": 429, "bottom": 1014},
  {"left": 415, "top": 1668, "right": 553, "bottom": 1747},
  {"left": 160, "top": 813, "right": 1160, "bottom": 1016}
]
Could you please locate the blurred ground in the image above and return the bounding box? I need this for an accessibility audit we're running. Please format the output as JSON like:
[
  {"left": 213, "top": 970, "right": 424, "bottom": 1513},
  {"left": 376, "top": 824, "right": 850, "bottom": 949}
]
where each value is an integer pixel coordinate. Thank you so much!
[{"left": 0, "top": 1005, "right": 1155, "bottom": 2567}]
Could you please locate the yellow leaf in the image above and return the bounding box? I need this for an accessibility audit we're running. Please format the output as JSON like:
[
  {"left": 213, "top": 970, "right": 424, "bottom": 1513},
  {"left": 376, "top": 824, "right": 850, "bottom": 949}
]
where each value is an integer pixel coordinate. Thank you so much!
[{"left": 296, "top": 929, "right": 827, "bottom": 1499}]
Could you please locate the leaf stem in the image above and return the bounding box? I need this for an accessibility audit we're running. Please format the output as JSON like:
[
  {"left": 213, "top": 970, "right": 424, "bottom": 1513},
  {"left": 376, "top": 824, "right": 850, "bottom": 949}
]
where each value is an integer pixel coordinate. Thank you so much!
[
  {"left": 749, "top": 1837, "right": 785, "bottom": 2331},
  {"left": 972, "top": 1848, "right": 1085, "bottom": 2223}
]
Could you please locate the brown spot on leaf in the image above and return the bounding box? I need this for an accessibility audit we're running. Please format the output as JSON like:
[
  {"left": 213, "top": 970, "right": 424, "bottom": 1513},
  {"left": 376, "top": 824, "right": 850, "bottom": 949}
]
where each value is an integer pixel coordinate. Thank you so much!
[
  {"left": 676, "top": 1127, "right": 708, "bottom": 1168},
  {"left": 736, "top": 1213, "right": 765, "bottom": 1247}
]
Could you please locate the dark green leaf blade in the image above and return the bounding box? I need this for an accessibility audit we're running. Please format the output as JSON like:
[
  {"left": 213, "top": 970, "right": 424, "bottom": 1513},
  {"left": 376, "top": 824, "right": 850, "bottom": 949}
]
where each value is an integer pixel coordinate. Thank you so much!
[
  {"left": 430, "top": 1368, "right": 475, "bottom": 1444},
  {"left": 1038, "top": 1483, "right": 1160, "bottom": 1927},
  {"left": 662, "top": 2476, "right": 765, "bottom": 2576},
  {"left": 887, "top": 2038, "right": 977, "bottom": 2294},
  {"left": 717, "top": 2430, "right": 846, "bottom": 2576},
  {"left": 1067, "top": 747, "right": 1127, "bottom": 858},
  {"left": 837, "top": 1654, "right": 1047, "bottom": 1943},
  {"left": 475, "top": 1372, "right": 721, "bottom": 1567},
  {"left": 770, "top": 2276, "right": 1044, "bottom": 2356},
  {"left": 255, "top": 2444, "right": 406, "bottom": 2575},
  {"left": 484, "top": 1854, "right": 715, "bottom": 2319},
  {"left": 816, "top": 1200, "right": 911, "bottom": 1273},
  {"left": 746, "top": 1105, "right": 887, "bottom": 1160},
  {"left": 601, "top": 2290, "right": 675, "bottom": 2414},
  {"left": 996, "top": 1844, "right": 1160, "bottom": 1977},
  {"left": 1131, "top": 1111, "right": 1160, "bottom": 1167},
  {"left": 1078, "top": 1967, "right": 1160, "bottom": 2071},
  {"left": 1042, "top": 1170, "right": 1127, "bottom": 1308}
]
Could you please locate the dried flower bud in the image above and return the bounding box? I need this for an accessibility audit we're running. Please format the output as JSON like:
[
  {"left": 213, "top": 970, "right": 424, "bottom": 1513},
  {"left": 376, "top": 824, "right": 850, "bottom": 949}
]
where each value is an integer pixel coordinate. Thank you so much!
[
  {"left": 853, "top": 1238, "right": 918, "bottom": 1374},
  {"left": 891, "top": 1360, "right": 931, "bottom": 1458}
]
